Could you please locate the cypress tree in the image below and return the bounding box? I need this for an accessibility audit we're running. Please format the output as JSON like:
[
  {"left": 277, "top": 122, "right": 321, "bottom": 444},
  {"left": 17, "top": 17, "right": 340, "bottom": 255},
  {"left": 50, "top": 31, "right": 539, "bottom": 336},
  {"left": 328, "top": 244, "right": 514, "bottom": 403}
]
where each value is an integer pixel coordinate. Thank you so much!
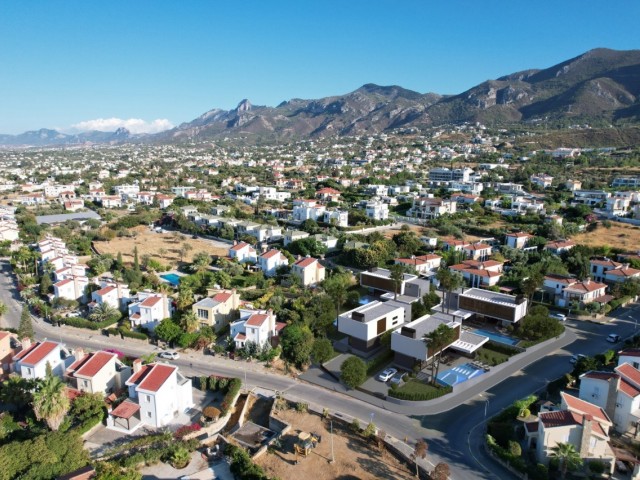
[{"left": 19, "top": 305, "right": 34, "bottom": 340}]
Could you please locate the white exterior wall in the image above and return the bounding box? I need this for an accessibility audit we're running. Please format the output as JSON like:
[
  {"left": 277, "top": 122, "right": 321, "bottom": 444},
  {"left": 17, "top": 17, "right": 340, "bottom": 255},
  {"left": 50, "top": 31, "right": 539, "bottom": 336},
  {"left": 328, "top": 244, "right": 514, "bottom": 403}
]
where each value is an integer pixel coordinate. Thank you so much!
[
  {"left": 391, "top": 329, "right": 428, "bottom": 361},
  {"left": 77, "top": 357, "right": 117, "bottom": 394},
  {"left": 579, "top": 377, "right": 609, "bottom": 411},
  {"left": 18, "top": 347, "right": 63, "bottom": 380},
  {"left": 338, "top": 306, "right": 404, "bottom": 342}
]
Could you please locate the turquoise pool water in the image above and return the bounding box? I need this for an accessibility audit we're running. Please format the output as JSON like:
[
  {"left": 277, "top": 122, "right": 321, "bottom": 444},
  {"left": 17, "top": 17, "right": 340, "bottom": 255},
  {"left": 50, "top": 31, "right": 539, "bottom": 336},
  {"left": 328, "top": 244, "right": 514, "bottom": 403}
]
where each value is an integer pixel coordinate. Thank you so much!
[
  {"left": 437, "top": 363, "right": 485, "bottom": 386},
  {"left": 472, "top": 328, "right": 520, "bottom": 346},
  {"left": 160, "top": 273, "right": 181, "bottom": 286}
]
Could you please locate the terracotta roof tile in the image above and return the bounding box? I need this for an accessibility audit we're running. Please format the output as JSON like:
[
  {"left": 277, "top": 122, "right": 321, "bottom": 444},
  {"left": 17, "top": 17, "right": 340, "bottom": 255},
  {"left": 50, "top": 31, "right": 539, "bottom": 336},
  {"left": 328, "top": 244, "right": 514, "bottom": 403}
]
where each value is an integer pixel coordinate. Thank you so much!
[
  {"left": 140, "top": 296, "right": 162, "bottom": 308},
  {"left": 74, "top": 352, "right": 115, "bottom": 378},
  {"left": 245, "top": 314, "right": 269, "bottom": 327},
  {"left": 17, "top": 341, "right": 59, "bottom": 366},
  {"left": 294, "top": 257, "right": 319, "bottom": 268},
  {"left": 616, "top": 363, "right": 640, "bottom": 388},
  {"left": 137, "top": 364, "right": 176, "bottom": 392},
  {"left": 561, "top": 392, "right": 611, "bottom": 425},
  {"left": 111, "top": 400, "right": 140, "bottom": 419},
  {"left": 212, "top": 292, "right": 233, "bottom": 303}
]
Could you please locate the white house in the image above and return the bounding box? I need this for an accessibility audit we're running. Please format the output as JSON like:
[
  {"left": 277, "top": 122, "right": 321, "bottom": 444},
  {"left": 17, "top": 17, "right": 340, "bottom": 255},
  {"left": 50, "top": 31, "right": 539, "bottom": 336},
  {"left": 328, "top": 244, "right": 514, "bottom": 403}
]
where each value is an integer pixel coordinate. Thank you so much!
[
  {"left": 258, "top": 249, "right": 289, "bottom": 277},
  {"left": 365, "top": 201, "right": 389, "bottom": 221},
  {"left": 13, "top": 339, "right": 65, "bottom": 379},
  {"left": 230, "top": 309, "right": 285, "bottom": 350},
  {"left": 449, "top": 260, "right": 503, "bottom": 287},
  {"left": 228, "top": 241, "right": 258, "bottom": 264},
  {"left": 128, "top": 292, "right": 172, "bottom": 330},
  {"left": 457, "top": 288, "right": 528, "bottom": 325},
  {"left": 53, "top": 276, "right": 89, "bottom": 303},
  {"left": 283, "top": 230, "right": 309, "bottom": 246},
  {"left": 291, "top": 256, "right": 325, "bottom": 286},
  {"left": 292, "top": 199, "right": 325, "bottom": 222},
  {"left": 323, "top": 209, "right": 349, "bottom": 227},
  {"left": 462, "top": 243, "right": 492, "bottom": 261},
  {"left": 505, "top": 232, "right": 532, "bottom": 250},
  {"left": 394, "top": 254, "right": 442, "bottom": 275},
  {"left": 559, "top": 279, "right": 608, "bottom": 308},
  {"left": 65, "top": 350, "right": 132, "bottom": 395},
  {"left": 338, "top": 301, "right": 405, "bottom": 352},
  {"left": 91, "top": 281, "right": 131, "bottom": 311},
  {"left": 113, "top": 361, "right": 193, "bottom": 430}
]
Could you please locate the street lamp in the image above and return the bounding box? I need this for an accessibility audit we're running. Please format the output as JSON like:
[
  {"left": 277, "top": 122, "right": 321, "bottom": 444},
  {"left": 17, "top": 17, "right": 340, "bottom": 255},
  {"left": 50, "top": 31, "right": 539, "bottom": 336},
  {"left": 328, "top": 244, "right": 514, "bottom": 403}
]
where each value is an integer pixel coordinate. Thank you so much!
[{"left": 329, "top": 419, "right": 335, "bottom": 464}]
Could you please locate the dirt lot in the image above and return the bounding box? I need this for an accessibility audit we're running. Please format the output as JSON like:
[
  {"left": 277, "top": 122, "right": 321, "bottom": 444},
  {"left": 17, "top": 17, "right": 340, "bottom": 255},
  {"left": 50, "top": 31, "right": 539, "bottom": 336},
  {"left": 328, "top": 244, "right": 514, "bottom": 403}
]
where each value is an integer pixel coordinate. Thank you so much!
[
  {"left": 572, "top": 222, "right": 640, "bottom": 250},
  {"left": 93, "top": 226, "right": 230, "bottom": 266},
  {"left": 381, "top": 224, "right": 423, "bottom": 239},
  {"left": 256, "top": 409, "right": 415, "bottom": 480}
]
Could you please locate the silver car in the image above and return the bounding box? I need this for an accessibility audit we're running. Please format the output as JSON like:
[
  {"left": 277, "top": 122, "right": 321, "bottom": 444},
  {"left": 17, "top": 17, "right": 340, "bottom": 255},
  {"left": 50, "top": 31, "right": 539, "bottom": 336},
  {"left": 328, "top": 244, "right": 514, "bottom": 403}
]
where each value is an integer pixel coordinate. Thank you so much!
[{"left": 159, "top": 351, "right": 180, "bottom": 360}]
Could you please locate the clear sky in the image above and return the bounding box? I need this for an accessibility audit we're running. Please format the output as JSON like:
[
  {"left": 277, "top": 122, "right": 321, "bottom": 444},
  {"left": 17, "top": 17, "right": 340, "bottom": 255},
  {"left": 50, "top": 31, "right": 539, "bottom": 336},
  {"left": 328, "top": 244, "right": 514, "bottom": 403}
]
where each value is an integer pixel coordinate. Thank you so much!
[{"left": 0, "top": 1, "right": 638, "bottom": 134}]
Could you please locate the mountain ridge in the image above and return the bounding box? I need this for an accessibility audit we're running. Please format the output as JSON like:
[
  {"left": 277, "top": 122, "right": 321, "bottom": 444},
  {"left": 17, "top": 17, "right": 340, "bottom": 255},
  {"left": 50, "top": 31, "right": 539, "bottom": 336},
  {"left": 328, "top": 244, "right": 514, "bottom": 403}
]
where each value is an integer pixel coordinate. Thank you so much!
[{"left": 2, "top": 48, "right": 640, "bottom": 146}]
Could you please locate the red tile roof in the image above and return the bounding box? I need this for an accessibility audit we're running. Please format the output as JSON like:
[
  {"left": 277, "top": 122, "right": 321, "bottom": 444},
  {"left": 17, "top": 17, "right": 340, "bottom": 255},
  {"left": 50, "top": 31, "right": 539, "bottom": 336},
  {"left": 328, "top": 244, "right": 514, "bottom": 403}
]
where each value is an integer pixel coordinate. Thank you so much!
[
  {"left": 506, "top": 232, "right": 531, "bottom": 238},
  {"left": 562, "top": 392, "right": 611, "bottom": 425},
  {"left": 294, "top": 257, "right": 319, "bottom": 268},
  {"left": 212, "top": 292, "right": 233, "bottom": 303},
  {"left": 619, "top": 378, "right": 640, "bottom": 398},
  {"left": 616, "top": 363, "right": 640, "bottom": 388},
  {"left": 563, "top": 280, "right": 607, "bottom": 294},
  {"left": 0, "top": 331, "right": 10, "bottom": 341},
  {"left": 126, "top": 364, "right": 153, "bottom": 386},
  {"left": 619, "top": 349, "right": 640, "bottom": 358},
  {"left": 55, "top": 278, "right": 73, "bottom": 287},
  {"left": 464, "top": 243, "right": 492, "bottom": 251},
  {"left": 245, "top": 314, "right": 269, "bottom": 327},
  {"left": 140, "top": 296, "right": 162, "bottom": 308},
  {"left": 16, "top": 341, "right": 59, "bottom": 366},
  {"left": 74, "top": 352, "right": 115, "bottom": 378},
  {"left": 137, "top": 364, "right": 176, "bottom": 392},
  {"left": 525, "top": 421, "right": 539, "bottom": 433},
  {"left": 590, "top": 258, "right": 621, "bottom": 268},
  {"left": 606, "top": 266, "right": 640, "bottom": 277},
  {"left": 95, "top": 285, "right": 116, "bottom": 296},
  {"left": 111, "top": 400, "right": 141, "bottom": 419},
  {"left": 230, "top": 241, "right": 250, "bottom": 252},
  {"left": 316, "top": 187, "right": 341, "bottom": 195},
  {"left": 539, "top": 410, "right": 581, "bottom": 428},
  {"left": 260, "top": 249, "right": 284, "bottom": 260},
  {"left": 234, "top": 333, "right": 247, "bottom": 341}
]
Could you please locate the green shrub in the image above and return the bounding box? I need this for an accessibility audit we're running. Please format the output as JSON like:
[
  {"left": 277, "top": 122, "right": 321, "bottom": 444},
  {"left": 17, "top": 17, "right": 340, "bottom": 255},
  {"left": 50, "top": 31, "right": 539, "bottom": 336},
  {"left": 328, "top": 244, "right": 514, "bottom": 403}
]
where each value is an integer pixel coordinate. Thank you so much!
[
  {"left": 220, "top": 377, "right": 242, "bottom": 416},
  {"left": 119, "top": 329, "right": 148, "bottom": 340},
  {"left": 589, "top": 460, "right": 605, "bottom": 474},
  {"left": 365, "top": 350, "right": 394, "bottom": 376},
  {"left": 508, "top": 440, "right": 522, "bottom": 457},
  {"left": 199, "top": 376, "right": 208, "bottom": 391},
  {"left": 224, "top": 443, "right": 270, "bottom": 480},
  {"left": 350, "top": 418, "right": 361, "bottom": 433},
  {"left": 121, "top": 452, "right": 145, "bottom": 468},
  {"left": 60, "top": 316, "right": 115, "bottom": 330},
  {"left": 208, "top": 376, "right": 218, "bottom": 391},
  {"left": 387, "top": 385, "right": 452, "bottom": 401},
  {"left": 295, "top": 402, "right": 308, "bottom": 413}
]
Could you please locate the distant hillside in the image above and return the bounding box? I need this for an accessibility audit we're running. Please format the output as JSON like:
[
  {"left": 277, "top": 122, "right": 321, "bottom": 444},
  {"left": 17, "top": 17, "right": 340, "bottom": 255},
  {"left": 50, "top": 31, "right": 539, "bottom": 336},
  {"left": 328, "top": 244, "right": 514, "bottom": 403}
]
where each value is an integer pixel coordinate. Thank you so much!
[{"left": 2, "top": 48, "right": 640, "bottom": 146}]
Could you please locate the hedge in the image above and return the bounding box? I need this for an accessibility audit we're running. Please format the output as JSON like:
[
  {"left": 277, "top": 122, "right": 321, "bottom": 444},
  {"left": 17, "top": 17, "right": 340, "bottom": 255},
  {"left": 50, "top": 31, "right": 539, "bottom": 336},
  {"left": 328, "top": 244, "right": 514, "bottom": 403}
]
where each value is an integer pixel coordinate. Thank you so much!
[
  {"left": 59, "top": 316, "right": 115, "bottom": 330},
  {"left": 75, "top": 414, "right": 104, "bottom": 435},
  {"left": 484, "top": 341, "right": 522, "bottom": 355},
  {"left": 225, "top": 443, "right": 271, "bottom": 480},
  {"left": 119, "top": 329, "right": 148, "bottom": 340},
  {"left": 610, "top": 295, "right": 633, "bottom": 311},
  {"left": 220, "top": 377, "right": 242, "bottom": 416},
  {"left": 388, "top": 384, "right": 452, "bottom": 401},
  {"left": 366, "top": 349, "right": 394, "bottom": 376}
]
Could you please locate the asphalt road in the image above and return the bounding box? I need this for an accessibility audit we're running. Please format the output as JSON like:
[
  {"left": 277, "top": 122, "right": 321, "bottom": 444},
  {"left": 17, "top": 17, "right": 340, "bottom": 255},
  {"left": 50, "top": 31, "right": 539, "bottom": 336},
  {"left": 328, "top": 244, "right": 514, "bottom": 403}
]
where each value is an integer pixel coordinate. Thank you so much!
[{"left": 2, "top": 257, "right": 639, "bottom": 479}]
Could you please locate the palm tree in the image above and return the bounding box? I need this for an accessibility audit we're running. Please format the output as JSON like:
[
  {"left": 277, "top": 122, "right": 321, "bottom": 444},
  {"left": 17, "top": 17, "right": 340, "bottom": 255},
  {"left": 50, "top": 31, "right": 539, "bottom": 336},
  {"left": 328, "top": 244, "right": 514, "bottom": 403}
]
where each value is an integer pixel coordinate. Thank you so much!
[
  {"left": 550, "top": 442, "right": 582, "bottom": 479},
  {"left": 89, "top": 302, "right": 120, "bottom": 323},
  {"left": 0, "top": 375, "right": 34, "bottom": 411},
  {"left": 32, "top": 369, "right": 70, "bottom": 431},
  {"left": 423, "top": 324, "right": 456, "bottom": 386},
  {"left": 411, "top": 439, "right": 428, "bottom": 477},
  {"left": 389, "top": 264, "right": 405, "bottom": 300},
  {"left": 436, "top": 269, "right": 464, "bottom": 313},
  {"left": 180, "top": 311, "right": 199, "bottom": 333},
  {"left": 191, "top": 252, "right": 211, "bottom": 273}
]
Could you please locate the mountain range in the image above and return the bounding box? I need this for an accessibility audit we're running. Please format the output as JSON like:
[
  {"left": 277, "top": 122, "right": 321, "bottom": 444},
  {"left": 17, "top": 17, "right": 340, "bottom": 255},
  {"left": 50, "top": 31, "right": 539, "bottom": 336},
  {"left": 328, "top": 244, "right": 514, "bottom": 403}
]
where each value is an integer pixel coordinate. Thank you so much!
[{"left": 2, "top": 48, "right": 640, "bottom": 147}]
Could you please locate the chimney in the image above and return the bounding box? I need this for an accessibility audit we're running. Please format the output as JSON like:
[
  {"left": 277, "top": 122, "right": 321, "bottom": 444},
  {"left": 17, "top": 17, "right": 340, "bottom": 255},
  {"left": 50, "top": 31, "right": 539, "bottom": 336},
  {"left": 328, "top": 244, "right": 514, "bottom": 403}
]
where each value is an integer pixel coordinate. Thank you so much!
[
  {"left": 133, "top": 358, "right": 142, "bottom": 373},
  {"left": 74, "top": 348, "right": 86, "bottom": 362},
  {"left": 21, "top": 337, "right": 32, "bottom": 350},
  {"left": 233, "top": 240, "right": 238, "bottom": 246},
  {"left": 604, "top": 375, "right": 620, "bottom": 421},
  {"left": 579, "top": 414, "right": 593, "bottom": 457}
]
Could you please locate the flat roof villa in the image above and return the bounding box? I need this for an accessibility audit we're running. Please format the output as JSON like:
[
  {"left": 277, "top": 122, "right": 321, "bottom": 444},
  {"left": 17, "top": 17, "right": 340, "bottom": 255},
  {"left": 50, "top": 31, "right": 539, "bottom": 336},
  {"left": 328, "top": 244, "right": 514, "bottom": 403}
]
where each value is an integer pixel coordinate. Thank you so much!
[
  {"left": 338, "top": 301, "right": 405, "bottom": 352},
  {"left": 391, "top": 312, "right": 488, "bottom": 369},
  {"left": 457, "top": 288, "right": 528, "bottom": 325}
]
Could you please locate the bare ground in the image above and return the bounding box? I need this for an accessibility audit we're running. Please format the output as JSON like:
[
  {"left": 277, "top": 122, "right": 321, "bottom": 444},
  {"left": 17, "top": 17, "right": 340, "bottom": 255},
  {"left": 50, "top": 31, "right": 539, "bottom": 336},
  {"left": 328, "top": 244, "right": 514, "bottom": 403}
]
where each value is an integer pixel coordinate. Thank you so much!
[
  {"left": 93, "top": 226, "right": 229, "bottom": 266},
  {"left": 572, "top": 222, "right": 640, "bottom": 251},
  {"left": 256, "top": 409, "right": 415, "bottom": 480}
]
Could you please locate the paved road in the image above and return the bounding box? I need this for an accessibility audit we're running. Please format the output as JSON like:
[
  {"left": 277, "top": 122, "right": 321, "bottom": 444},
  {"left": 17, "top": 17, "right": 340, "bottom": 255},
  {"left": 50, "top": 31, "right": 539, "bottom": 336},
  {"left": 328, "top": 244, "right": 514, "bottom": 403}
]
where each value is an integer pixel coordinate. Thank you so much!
[{"left": 2, "top": 257, "right": 639, "bottom": 479}]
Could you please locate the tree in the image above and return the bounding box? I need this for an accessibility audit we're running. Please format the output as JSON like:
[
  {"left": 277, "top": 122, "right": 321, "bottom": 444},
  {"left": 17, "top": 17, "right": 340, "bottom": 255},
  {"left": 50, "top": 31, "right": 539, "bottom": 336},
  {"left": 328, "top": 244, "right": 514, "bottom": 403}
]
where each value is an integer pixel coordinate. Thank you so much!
[
  {"left": 392, "top": 228, "right": 422, "bottom": 257},
  {"left": 288, "top": 237, "right": 327, "bottom": 258},
  {"left": 39, "top": 274, "right": 52, "bottom": 296},
  {"left": 412, "top": 439, "right": 428, "bottom": 478},
  {"left": 180, "top": 242, "right": 193, "bottom": 263},
  {"left": 155, "top": 319, "right": 183, "bottom": 344},
  {"left": 322, "top": 272, "right": 351, "bottom": 325},
  {"left": 70, "top": 392, "right": 105, "bottom": 422},
  {"left": 280, "top": 324, "right": 315, "bottom": 368},
  {"left": 311, "top": 338, "right": 335, "bottom": 364},
  {"left": 0, "top": 375, "right": 34, "bottom": 411},
  {"left": 18, "top": 306, "right": 34, "bottom": 340},
  {"left": 389, "top": 263, "right": 405, "bottom": 300},
  {"left": 431, "top": 462, "right": 451, "bottom": 480},
  {"left": 340, "top": 356, "right": 367, "bottom": 389},
  {"left": 436, "top": 268, "right": 464, "bottom": 313},
  {"left": 517, "top": 305, "right": 564, "bottom": 342},
  {"left": 423, "top": 324, "right": 456, "bottom": 385},
  {"left": 32, "top": 368, "right": 71, "bottom": 431},
  {"left": 300, "top": 219, "right": 320, "bottom": 234},
  {"left": 550, "top": 442, "right": 582, "bottom": 479},
  {"left": 133, "top": 245, "right": 140, "bottom": 272},
  {"left": 89, "top": 302, "right": 121, "bottom": 323},
  {"left": 521, "top": 272, "right": 543, "bottom": 309},
  {"left": 0, "top": 301, "right": 6, "bottom": 320},
  {"left": 180, "top": 311, "right": 200, "bottom": 333},
  {"left": 191, "top": 252, "right": 211, "bottom": 273}
]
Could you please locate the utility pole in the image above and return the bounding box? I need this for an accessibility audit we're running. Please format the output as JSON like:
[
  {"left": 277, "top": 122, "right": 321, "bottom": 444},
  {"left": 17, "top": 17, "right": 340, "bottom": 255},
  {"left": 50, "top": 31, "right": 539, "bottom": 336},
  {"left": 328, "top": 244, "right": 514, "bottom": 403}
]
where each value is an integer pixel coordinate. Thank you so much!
[{"left": 329, "top": 419, "right": 335, "bottom": 464}]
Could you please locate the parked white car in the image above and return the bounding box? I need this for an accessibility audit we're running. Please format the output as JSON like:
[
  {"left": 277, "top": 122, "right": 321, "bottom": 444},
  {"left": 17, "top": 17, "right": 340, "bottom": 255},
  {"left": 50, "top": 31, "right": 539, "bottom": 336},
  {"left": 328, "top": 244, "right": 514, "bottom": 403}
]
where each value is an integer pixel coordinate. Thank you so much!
[
  {"left": 159, "top": 351, "right": 180, "bottom": 360},
  {"left": 377, "top": 368, "right": 398, "bottom": 382}
]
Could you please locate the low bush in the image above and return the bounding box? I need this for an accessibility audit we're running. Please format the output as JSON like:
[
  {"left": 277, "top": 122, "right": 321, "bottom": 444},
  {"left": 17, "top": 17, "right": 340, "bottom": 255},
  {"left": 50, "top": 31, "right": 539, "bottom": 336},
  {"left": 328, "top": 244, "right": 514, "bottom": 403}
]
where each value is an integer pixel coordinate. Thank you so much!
[
  {"left": 60, "top": 316, "right": 115, "bottom": 330},
  {"left": 225, "top": 443, "right": 271, "bottom": 480},
  {"left": 365, "top": 350, "right": 394, "bottom": 376},
  {"left": 486, "top": 434, "right": 526, "bottom": 473},
  {"left": 610, "top": 295, "right": 633, "bottom": 311},
  {"left": 174, "top": 423, "right": 202, "bottom": 440},
  {"left": 387, "top": 384, "right": 452, "bottom": 401},
  {"left": 119, "top": 329, "right": 148, "bottom": 340},
  {"left": 220, "top": 377, "right": 242, "bottom": 416}
]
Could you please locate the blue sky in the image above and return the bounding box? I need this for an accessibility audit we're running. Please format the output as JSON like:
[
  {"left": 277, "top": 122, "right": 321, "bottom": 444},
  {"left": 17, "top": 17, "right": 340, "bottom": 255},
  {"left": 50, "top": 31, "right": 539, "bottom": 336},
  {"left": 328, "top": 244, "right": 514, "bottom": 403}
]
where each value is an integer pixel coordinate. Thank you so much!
[{"left": 0, "top": 1, "right": 638, "bottom": 134}]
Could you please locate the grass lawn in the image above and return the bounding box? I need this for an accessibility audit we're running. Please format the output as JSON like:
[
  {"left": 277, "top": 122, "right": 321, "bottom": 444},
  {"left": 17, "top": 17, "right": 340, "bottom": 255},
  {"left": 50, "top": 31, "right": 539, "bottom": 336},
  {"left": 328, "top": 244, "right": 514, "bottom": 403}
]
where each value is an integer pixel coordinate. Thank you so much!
[
  {"left": 476, "top": 347, "right": 510, "bottom": 366},
  {"left": 394, "top": 379, "right": 442, "bottom": 395}
]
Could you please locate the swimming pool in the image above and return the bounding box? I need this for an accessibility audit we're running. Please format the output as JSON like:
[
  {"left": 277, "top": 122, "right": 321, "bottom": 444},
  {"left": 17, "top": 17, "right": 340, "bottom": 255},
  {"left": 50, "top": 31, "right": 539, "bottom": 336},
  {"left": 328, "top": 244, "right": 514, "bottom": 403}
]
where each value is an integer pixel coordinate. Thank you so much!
[
  {"left": 472, "top": 328, "right": 520, "bottom": 346},
  {"left": 160, "top": 273, "right": 181, "bottom": 286},
  {"left": 437, "top": 363, "right": 485, "bottom": 387}
]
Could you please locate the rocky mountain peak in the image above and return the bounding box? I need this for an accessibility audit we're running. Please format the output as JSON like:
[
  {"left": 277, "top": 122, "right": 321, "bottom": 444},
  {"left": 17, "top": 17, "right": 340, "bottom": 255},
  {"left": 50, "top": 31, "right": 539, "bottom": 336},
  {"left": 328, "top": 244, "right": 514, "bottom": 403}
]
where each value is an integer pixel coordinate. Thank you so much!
[{"left": 236, "top": 99, "right": 252, "bottom": 112}]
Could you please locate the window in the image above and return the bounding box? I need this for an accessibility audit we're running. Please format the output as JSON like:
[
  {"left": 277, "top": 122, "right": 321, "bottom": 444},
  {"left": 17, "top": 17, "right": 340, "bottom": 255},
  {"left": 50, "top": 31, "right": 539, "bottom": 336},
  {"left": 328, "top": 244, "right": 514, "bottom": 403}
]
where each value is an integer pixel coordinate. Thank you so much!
[
  {"left": 197, "top": 309, "right": 209, "bottom": 320},
  {"left": 634, "top": 362, "right": 639, "bottom": 369},
  {"left": 83, "top": 380, "right": 89, "bottom": 388},
  {"left": 26, "top": 367, "right": 32, "bottom": 376},
  {"left": 147, "top": 411, "right": 152, "bottom": 418},
  {"left": 146, "top": 395, "right": 151, "bottom": 403}
]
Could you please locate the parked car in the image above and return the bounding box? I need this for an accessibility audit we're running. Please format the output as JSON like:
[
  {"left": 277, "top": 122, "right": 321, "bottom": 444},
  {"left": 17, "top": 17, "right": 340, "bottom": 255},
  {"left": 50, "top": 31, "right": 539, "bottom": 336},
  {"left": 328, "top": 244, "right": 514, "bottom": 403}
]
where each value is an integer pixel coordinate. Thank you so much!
[
  {"left": 550, "top": 312, "right": 567, "bottom": 322},
  {"left": 377, "top": 368, "right": 398, "bottom": 382},
  {"left": 159, "top": 351, "right": 180, "bottom": 360},
  {"left": 616, "top": 460, "right": 629, "bottom": 473},
  {"left": 606, "top": 334, "right": 621, "bottom": 343},
  {"left": 569, "top": 354, "right": 587, "bottom": 364},
  {"left": 389, "top": 372, "right": 407, "bottom": 386}
]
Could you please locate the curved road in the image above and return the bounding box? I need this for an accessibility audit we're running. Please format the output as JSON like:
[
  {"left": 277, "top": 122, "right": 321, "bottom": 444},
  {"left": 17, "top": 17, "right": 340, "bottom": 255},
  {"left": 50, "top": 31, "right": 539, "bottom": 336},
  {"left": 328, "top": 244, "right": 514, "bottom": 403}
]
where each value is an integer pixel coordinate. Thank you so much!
[{"left": 1, "top": 259, "right": 639, "bottom": 479}]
